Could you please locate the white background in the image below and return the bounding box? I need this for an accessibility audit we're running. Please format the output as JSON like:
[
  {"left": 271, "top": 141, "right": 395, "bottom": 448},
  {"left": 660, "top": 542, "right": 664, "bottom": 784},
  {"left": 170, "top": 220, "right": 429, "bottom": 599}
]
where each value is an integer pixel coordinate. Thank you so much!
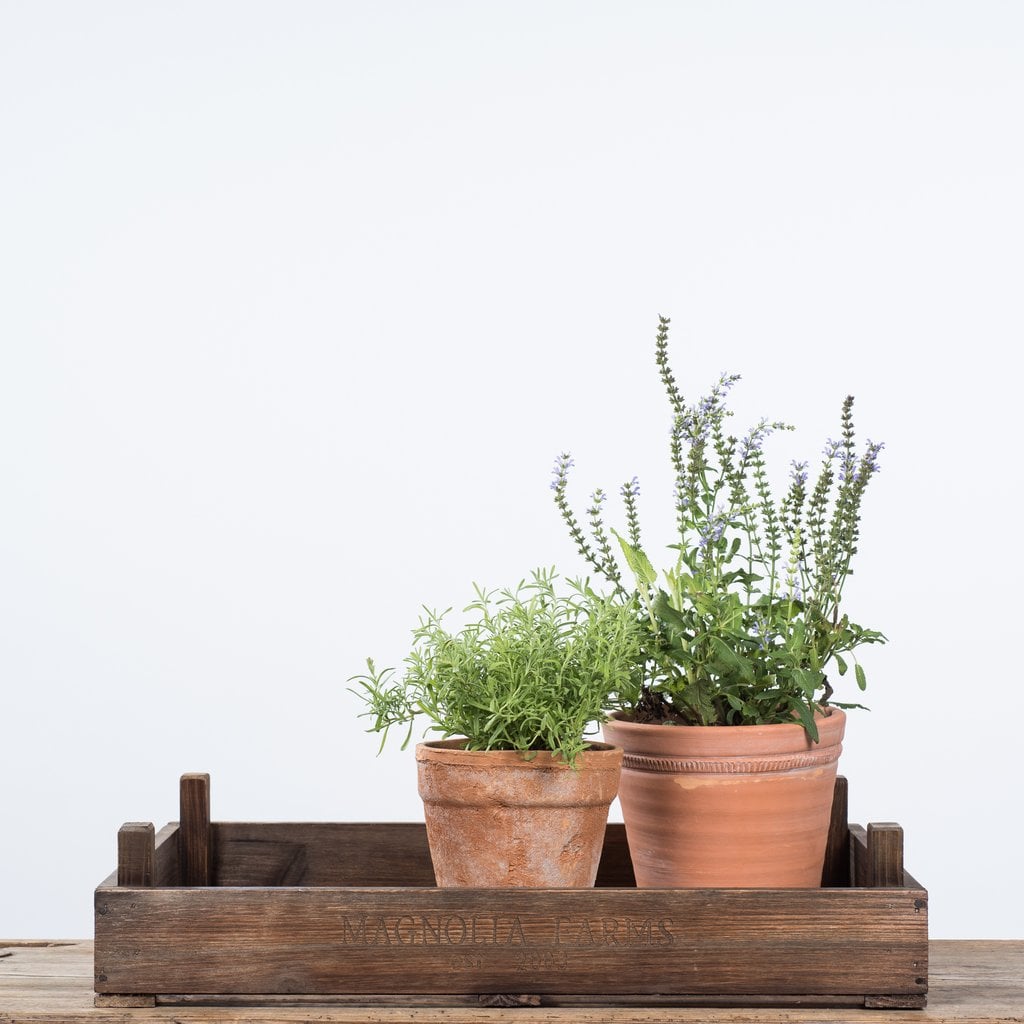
[{"left": 2, "top": 1, "right": 1021, "bottom": 940}]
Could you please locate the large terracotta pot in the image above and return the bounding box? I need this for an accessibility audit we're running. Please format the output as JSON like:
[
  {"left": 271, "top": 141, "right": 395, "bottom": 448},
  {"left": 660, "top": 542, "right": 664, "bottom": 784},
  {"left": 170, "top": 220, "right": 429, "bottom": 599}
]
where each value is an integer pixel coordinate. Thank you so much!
[
  {"left": 602, "top": 708, "right": 845, "bottom": 888},
  {"left": 416, "top": 740, "right": 622, "bottom": 887}
]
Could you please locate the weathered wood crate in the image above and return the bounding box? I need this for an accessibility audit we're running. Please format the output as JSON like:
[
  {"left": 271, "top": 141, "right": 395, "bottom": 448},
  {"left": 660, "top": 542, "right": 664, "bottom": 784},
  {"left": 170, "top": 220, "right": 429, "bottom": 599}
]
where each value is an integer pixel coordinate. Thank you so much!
[{"left": 94, "top": 773, "right": 928, "bottom": 1009}]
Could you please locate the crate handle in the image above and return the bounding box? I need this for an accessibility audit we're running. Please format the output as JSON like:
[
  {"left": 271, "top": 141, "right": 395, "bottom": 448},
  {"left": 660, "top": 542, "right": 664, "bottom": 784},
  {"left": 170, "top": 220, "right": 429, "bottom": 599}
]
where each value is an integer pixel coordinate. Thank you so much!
[
  {"left": 117, "top": 822, "right": 155, "bottom": 887},
  {"left": 850, "top": 821, "right": 905, "bottom": 887},
  {"left": 179, "top": 772, "right": 212, "bottom": 886}
]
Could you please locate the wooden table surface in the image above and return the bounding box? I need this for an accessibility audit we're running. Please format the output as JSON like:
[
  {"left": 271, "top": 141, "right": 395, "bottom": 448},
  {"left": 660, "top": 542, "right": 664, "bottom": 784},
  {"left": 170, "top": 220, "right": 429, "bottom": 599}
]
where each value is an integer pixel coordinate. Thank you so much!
[{"left": 1, "top": 940, "right": 1020, "bottom": 1024}]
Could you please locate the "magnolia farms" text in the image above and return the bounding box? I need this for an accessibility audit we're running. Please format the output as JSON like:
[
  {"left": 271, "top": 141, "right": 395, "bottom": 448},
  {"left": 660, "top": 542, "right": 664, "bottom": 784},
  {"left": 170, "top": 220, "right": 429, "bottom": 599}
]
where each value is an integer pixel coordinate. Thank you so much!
[{"left": 337, "top": 914, "right": 675, "bottom": 947}]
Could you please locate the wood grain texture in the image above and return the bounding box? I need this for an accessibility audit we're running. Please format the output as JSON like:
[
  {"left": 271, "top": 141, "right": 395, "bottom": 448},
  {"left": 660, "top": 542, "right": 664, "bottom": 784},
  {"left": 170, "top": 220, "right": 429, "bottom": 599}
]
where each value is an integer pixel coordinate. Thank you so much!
[
  {"left": 209, "top": 823, "right": 636, "bottom": 888},
  {"left": 868, "top": 823, "right": 905, "bottom": 888},
  {"left": 153, "top": 821, "right": 181, "bottom": 887},
  {"left": 92, "top": 994, "right": 155, "bottom": 1007},
  {"left": 1, "top": 940, "right": 1021, "bottom": 1021},
  {"left": 116, "top": 823, "right": 153, "bottom": 887},
  {"left": 93, "top": 885, "right": 927, "bottom": 998},
  {"left": 103, "top": 823, "right": 179, "bottom": 890},
  {"left": 212, "top": 822, "right": 435, "bottom": 887},
  {"left": 180, "top": 773, "right": 211, "bottom": 886},
  {"left": 851, "top": 824, "right": 916, "bottom": 889},
  {"left": 822, "top": 776, "right": 849, "bottom": 886},
  {"left": 156, "top": 993, "right": 895, "bottom": 1008},
  {"left": 593, "top": 824, "right": 635, "bottom": 888},
  {"left": 851, "top": 824, "right": 870, "bottom": 887},
  {"left": 94, "top": 817, "right": 927, "bottom": 1004}
]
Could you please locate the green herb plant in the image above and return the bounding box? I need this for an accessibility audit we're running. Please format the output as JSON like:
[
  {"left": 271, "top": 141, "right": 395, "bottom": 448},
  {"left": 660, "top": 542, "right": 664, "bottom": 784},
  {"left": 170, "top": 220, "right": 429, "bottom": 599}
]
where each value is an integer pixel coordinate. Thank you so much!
[
  {"left": 551, "top": 317, "right": 886, "bottom": 740},
  {"left": 350, "top": 568, "right": 644, "bottom": 766}
]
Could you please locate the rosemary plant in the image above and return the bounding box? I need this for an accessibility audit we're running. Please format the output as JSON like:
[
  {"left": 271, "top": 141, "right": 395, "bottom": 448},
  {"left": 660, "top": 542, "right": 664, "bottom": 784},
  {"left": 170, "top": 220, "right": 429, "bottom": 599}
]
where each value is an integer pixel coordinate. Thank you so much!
[
  {"left": 350, "top": 568, "right": 644, "bottom": 766},
  {"left": 551, "top": 317, "right": 885, "bottom": 740}
]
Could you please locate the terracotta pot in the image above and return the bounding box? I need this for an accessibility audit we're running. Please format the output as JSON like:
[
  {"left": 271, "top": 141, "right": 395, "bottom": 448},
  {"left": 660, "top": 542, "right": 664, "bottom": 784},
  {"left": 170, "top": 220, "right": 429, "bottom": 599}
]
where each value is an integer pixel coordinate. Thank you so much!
[
  {"left": 415, "top": 740, "right": 622, "bottom": 887},
  {"left": 602, "top": 708, "right": 845, "bottom": 888}
]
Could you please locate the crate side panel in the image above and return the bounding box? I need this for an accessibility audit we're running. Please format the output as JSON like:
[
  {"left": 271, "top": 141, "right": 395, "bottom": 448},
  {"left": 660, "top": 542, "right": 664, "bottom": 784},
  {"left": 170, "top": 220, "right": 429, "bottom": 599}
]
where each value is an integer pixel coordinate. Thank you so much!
[
  {"left": 595, "top": 824, "right": 635, "bottom": 887},
  {"left": 212, "top": 823, "right": 436, "bottom": 887},
  {"left": 94, "top": 887, "right": 927, "bottom": 997},
  {"left": 154, "top": 822, "right": 180, "bottom": 887},
  {"left": 96, "top": 823, "right": 179, "bottom": 893},
  {"left": 211, "top": 823, "right": 636, "bottom": 888}
]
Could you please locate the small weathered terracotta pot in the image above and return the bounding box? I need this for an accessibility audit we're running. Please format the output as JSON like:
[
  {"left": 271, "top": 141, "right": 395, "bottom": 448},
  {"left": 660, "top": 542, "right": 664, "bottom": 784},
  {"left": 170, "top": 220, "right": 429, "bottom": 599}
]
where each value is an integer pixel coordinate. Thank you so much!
[
  {"left": 415, "top": 740, "right": 622, "bottom": 888},
  {"left": 602, "top": 708, "right": 845, "bottom": 888}
]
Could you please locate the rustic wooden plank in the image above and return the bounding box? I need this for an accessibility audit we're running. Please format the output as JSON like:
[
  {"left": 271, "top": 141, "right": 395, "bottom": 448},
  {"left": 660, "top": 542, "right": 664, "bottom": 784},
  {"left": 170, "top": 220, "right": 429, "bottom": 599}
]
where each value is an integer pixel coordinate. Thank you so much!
[
  {"left": 867, "top": 823, "right": 905, "bottom": 887},
  {"left": 930, "top": 938, "right": 1024, "bottom": 1015},
  {"left": 180, "top": 773, "right": 211, "bottom": 886},
  {"left": 595, "top": 824, "right": 635, "bottom": 887},
  {"left": 0, "top": 941, "right": 89, "bottom": 978},
  {"left": 212, "top": 823, "right": 434, "bottom": 887},
  {"left": 865, "top": 994, "right": 928, "bottom": 1008},
  {"left": 4, "top": 939, "right": 1022, "bottom": 1022},
  {"left": 850, "top": 823, "right": 869, "bottom": 887},
  {"left": 95, "top": 816, "right": 927, "bottom": 1007},
  {"left": 93, "top": 886, "right": 928, "bottom": 998},
  {"left": 478, "top": 994, "right": 541, "bottom": 1007},
  {"left": 821, "top": 776, "right": 849, "bottom": 886},
  {"left": 116, "top": 823, "right": 154, "bottom": 887},
  {"left": 215, "top": 839, "right": 308, "bottom": 887},
  {"left": 100, "top": 823, "right": 179, "bottom": 891},
  {"left": 93, "top": 994, "right": 156, "bottom": 1006},
  {"left": 209, "top": 822, "right": 635, "bottom": 889},
  {"left": 158, "top": 992, "right": 876, "bottom": 1007},
  {"left": 153, "top": 821, "right": 181, "bottom": 887},
  {"left": 851, "top": 823, "right": 920, "bottom": 891}
]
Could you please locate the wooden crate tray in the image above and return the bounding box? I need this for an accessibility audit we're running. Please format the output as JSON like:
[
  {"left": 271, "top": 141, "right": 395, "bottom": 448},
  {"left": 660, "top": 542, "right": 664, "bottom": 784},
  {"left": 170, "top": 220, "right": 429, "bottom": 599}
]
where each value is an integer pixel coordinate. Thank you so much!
[{"left": 94, "top": 773, "right": 928, "bottom": 1010}]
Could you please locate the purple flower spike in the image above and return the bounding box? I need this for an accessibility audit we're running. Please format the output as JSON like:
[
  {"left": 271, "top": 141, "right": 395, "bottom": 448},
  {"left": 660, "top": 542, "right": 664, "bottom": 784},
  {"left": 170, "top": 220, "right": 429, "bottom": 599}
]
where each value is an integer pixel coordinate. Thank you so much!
[
  {"left": 620, "top": 475, "right": 641, "bottom": 499},
  {"left": 698, "top": 513, "right": 727, "bottom": 551},
  {"left": 550, "top": 452, "right": 575, "bottom": 490},
  {"left": 864, "top": 439, "right": 885, "bottom": 473}
]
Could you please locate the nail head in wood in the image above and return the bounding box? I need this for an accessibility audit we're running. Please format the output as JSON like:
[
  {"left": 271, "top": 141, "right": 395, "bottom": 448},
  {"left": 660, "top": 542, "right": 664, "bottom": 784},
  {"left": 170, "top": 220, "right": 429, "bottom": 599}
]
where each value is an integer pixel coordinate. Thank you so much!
[{"left": 117, "top": 822, "right": 155, "bottom": 887}]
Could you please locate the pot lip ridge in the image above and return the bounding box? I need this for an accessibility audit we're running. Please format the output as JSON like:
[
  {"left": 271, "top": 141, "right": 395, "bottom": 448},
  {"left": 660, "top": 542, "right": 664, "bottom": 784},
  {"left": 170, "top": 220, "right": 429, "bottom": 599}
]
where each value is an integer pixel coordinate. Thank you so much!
[
  {"left": 415, "top": 739, "right": 622, "bottom": 769},
  {"left": 603, "top": 707, "right": 845, "bottom": 757}
]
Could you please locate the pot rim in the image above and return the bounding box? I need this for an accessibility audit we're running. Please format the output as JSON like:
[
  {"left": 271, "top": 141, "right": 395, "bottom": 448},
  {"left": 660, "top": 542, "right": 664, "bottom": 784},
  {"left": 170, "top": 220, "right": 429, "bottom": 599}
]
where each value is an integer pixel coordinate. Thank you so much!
[
  {"left": 608, "top": 705, "right": 842, "bottom": 733},
  {"left": 415, "top": 739, "right": 622, "bottom": 768},
  {"left": 604, "top": 707, "right": 845, "bottom": 756}
]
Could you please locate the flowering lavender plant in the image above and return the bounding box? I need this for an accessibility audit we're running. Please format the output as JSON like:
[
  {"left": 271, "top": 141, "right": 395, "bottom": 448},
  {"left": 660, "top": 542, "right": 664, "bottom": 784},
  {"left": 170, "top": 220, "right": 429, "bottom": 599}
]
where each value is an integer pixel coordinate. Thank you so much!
[{"left": 551, "top": 317, "right": 885, "bottom": 739}]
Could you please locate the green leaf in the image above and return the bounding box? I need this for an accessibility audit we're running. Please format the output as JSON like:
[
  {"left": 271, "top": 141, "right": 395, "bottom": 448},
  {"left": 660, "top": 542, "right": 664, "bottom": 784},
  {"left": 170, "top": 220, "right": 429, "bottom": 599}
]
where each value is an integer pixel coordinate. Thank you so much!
[
  {"left": 709, "top": 636, "right": 755, "bottom": 683},
  {"left": 652, "top": 592, "right": 692, "bottom": 638},
  {"left": 792, "top": 668, "right": 821, "bottom": 698},
  {"left": 834, "top": 654, "right": 848, "bottom": 677},
  {"left": 611, "top": 529, "right": 658, "bottom": 586},
  {"left": 829, "top": 700, "right": 870, "bottom": 711},
  {"left": 791, "top": 700, "right": 820, "bottom": 743},
  {"left": 724, "top": 693, "right": 745, "bottom": 712},
  {"left": 855, "top": 662, "right": 867, "bottom": 691}
]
